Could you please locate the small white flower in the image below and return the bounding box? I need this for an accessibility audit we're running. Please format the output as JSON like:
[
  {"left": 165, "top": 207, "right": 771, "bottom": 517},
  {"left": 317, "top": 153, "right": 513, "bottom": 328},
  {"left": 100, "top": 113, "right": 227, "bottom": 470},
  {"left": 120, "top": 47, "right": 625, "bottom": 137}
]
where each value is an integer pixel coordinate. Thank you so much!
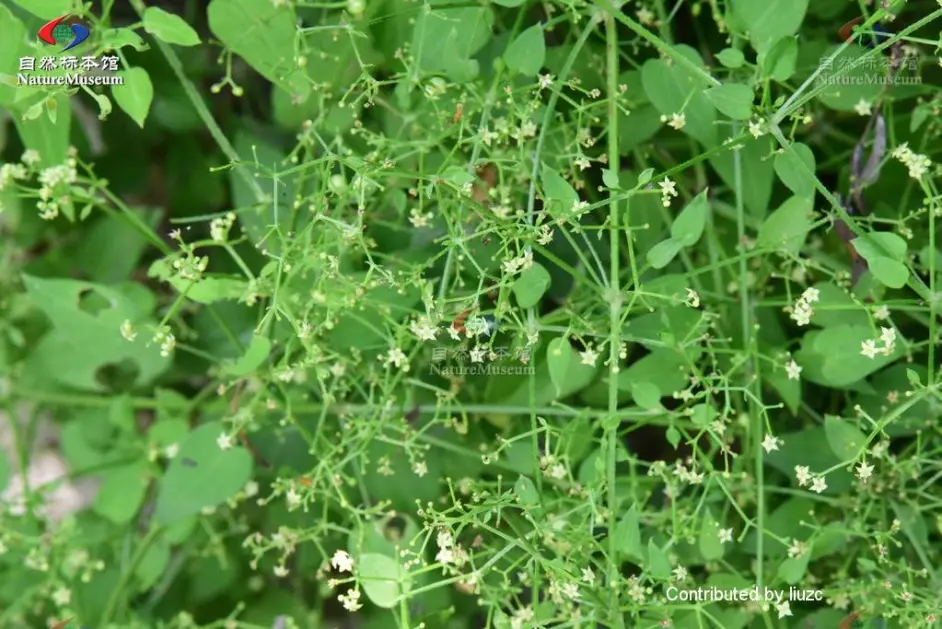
[
  {"left": 339, "top": 588, "right": 363, "bottom": 612},
  {"left": 581, "top": 567, "right": 595, "bottom": 583},
  {"left": 580, "top": 348, "right": 598, "bottom": 366},
  {"left": 880, "top": 326, "right": 896, "bottom": 348},
  {"left": 856, "top": 461, "right": 874, "bottom": 483},
  {"left": 853, "top": 99, "right": 872, "bottom": 116},
  {"left": 873, "top": 305, "right": 890, "bottom": 320},
  {"left": 861, "top": 339, "right": 879, "bottom": 359},
  {"left": 410, "top": 316, "right": 438, "bottom": 342},
  {"left": 120, "top": 319, "right": 137, "bottom": 341},
  {"left": 538, "top": 73, "right": 554, "bottom": 90},
  {"left": 665, "top": 112, "right": 686, "bottom": 130},
  {"left": 470, "top": 346, "right": 487, "bottom": 363},
  {"left": 331, "top": 550, "right": 354, "bottom": 573},
  {"left": 748, "top": 119, "right": 764, "bottom": 139},
  {"left": 217, "top": 432, "right": 234, "bottom": 450},
  {"left": 810, "top": 476, "right": 827, "bottom": 494},
  {"left": 286, "top": 487, "right": 302, "bottom": 509},
  {"left": 794, "top": 465, "right": 811, "bottom": 486},
  {"left": 684, "top": 288, "right": 700, "bottom": 308},
  {"left": 637, "top": 7, "right": 655, "bottom": 24},
  {"left": 413, "top": 461, "right": 428, "bottom": 477},
  {"left": 273, "top": 564, "right": 289, "bottom": 578},
  {"left": 776, "top": 601, "right": 792, "bottom": 618},
  {"left": 785, "top": 359, "right": 802, "bottom": 381},
  {"left": 52, "top": 586, "right": 71, "bottom": 606},
  {"left": 165, "top": 443, "right": 179, "bottom": 459},
  {"left": 718, "top": 528, "right": 733, "bottom": 544},
  {"left": 761, "top": 434, "right": 781, "bottom": 453},
  {"left": 658, "top": 178, "right": 678, "bottom": 207},
  {"left": 801, "top": 287, "right": 820, "bottom": 303}
]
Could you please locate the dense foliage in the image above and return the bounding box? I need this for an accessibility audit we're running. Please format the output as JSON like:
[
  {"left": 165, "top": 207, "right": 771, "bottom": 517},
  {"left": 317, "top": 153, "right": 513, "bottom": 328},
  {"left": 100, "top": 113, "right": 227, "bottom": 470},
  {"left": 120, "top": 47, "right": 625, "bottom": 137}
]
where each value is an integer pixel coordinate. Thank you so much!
[{"left": 1, "top": 0, "right": 941, "bottom": 628}]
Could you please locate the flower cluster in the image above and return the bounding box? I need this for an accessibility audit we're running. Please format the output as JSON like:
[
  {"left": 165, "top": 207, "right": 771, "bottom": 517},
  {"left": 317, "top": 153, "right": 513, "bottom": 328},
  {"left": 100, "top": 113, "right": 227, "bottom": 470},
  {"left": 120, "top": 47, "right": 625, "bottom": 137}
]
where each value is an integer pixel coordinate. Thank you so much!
[
  {"left": 788, "top": 286, "right": 819, "bottom": 326},
  {"left": 891, "top": 143, "right": 931, "bottom": 179},
  {"left": 209, "top": 212, "right": 237, "bottom": 242},
  {"left": 861, "top": 326, "right": 896, "bottom": 359}
]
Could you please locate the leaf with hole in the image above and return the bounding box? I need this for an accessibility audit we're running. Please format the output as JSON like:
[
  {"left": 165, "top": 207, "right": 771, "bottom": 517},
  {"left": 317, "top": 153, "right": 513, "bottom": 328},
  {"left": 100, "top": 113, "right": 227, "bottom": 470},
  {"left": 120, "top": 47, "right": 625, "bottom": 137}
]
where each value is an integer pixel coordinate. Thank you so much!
[{"left": 20, "top": 275, "right": 169, "bottom": 391}]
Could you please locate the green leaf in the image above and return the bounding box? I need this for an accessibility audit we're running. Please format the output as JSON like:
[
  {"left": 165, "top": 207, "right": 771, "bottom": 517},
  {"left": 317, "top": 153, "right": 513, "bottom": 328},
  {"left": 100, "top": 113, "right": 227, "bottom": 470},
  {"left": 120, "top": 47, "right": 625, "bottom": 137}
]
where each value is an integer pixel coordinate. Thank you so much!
[
  {"left": 12, "top": 94, "right": 72, "bottom": 169},
  {"left": 647, "top": 238, "right": 682, "bottom": 269},
  {"left": 412, "top": 7, "right": 494, "bottom": 83},
  {"left": 208, "top": 0, "right": 311, "bottom": 99},
  {"left": 602, "top": 168, "right": 621, "bottom": 189},
  {"left": 777, "top": 552, "right": 810, "bottom": 584},
  {"left": 112, "top": 67, "right": 154, "bottom": 128},
  {"left": 824, "top": 416, "right": 867, "bottom": 461},
  {"left": 147, "top": 258, "right": 248, "bottom": 304},
  {"left": 759, "top": 36, "right": 798, "bottom": 81},
  {"left": 868, "top": 257, "right": 909, "bottom": 289},
  {"left": 641, "top": 45, "right": 717, "bottom": 147},
  {"left": 716, "top": 48, "right": 745, "bottom": 69},
  {"left": 221, "top": 335, "right": 272, "bottom": 377},
  {"left": 153, "top": 422, "right": 254, "bottom": 525},
  {"left": 773, "top": 142, "right": 816, "bottom": 198},
  {"left": 699, "top": 510, "right": 725, "bottom": 560},
  {"left": 756, "top": 195, "right": 814, "bottom": 254},
  {"left": 514, "top": 475, "right": 540, "bottom": 506},
  {"left": 513, "top": 263, "right": 552, "bottom": 309},
  {"left": 136, "top": 541, "right": 171, "bottom": 589},
  {"left": 143, "top": 7, "right": 201, "bottom": 46},
  {"left": 816, "top": 45, "right": 882, "bottom": 111},
  {"left": 646, "top": 539, "right": 672, "bottom": 579},
  {"left": 93, "top": 461, "right": 149, "bottom": 524},
  {"left": 547, "top": 336, "right": 576, "bottom": 395},
  {"left": 504, "top": 23, "right": 545, "bottom": 77},
  {"left": 709, "top": 135, "right": 774, "bottom": 218},
  {"left": 732, "top": 0, "right": 808, "bottom": 54},
  {"left": 671, "top": 190, "right": 709, "bottom": 246},
  {"left": 704, "top": 84, "right": 754, "bottom": 120},
  {"left": 795, "top": 324, "right": 896, "bottom": 388},
  {"left": 630, "top": 382, "right": 662, "bottom": 410},
  {"left": 615, "top": 505, "right": 643, "bottom": 559},
  {"left": 21, "top": 276, "right": 169, "bottom": 391},
  {"left": 9, "top": 0, "right": 70, "bottom": 19},
  {"left": 541, "top": 166, "right": 578, "bottom": 217},
  {"left": 493, "top": 0, "right": 524, "bottom": 4},
  {"left": 359, "top": 553, "right": 411, "bottom": 608},
  {"left": 666, "top": 426, "right": 681, "bottom": 449},
  {"left": 0, "top": 5, "right": 27, "bottom": 107},
  {"left": 852, "top": 232, "right": 908, "bottom": 262}
]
